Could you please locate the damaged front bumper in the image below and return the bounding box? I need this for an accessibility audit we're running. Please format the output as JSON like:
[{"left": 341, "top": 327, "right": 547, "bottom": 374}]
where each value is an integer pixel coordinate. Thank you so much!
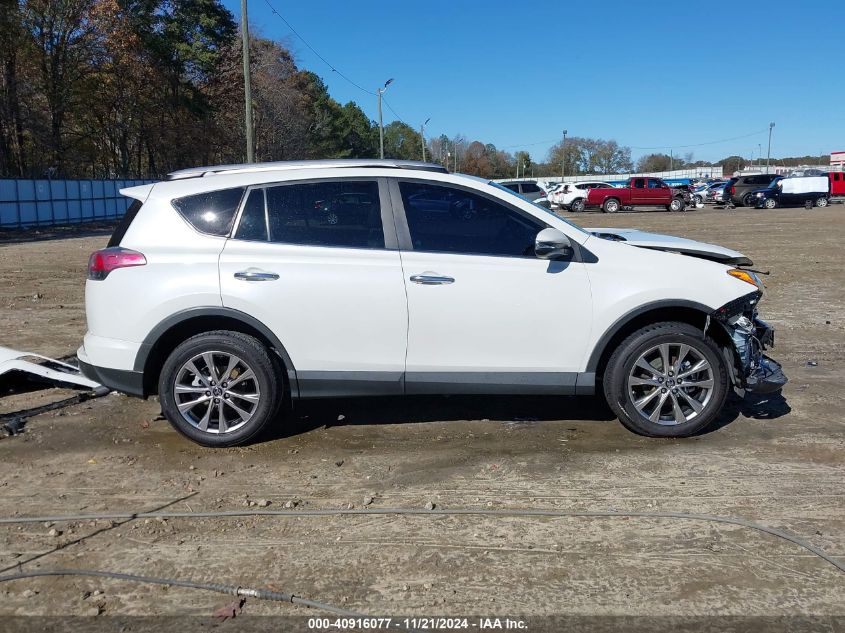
[{"left": 712, "top": 292, "right": 788, "bottom": 394}]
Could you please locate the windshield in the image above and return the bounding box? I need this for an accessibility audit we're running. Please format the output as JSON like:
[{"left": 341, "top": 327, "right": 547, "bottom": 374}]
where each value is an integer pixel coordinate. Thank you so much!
[{"left": 487, "top": 180, "right": 588, "bottom": 235}]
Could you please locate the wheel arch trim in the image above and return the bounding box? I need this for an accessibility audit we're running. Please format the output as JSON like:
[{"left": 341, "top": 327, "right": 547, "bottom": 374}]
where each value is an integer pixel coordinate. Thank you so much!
[
  {"left": 585, "top": 300, "right": 714, "bottom": 373},
  {"left": 133, "top": 307, "right": 299, "bottom": 398}
]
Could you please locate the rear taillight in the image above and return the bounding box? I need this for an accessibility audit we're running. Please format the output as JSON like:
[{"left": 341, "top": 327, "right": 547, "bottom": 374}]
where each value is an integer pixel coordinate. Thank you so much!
[
  {"left": 730, "top": 186, "right": 736, "bottom": 194},
  {"left": 87, "top": 247, "right": 146, "bottom": 280}
]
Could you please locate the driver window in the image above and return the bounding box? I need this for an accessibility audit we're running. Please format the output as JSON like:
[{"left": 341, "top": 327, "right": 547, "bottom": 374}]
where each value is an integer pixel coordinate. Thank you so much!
[
  {"left": 398, "top": 181, "right": 548, "bottom": 258},
  {"left": 648, "top": 179, "right": 662, "bottom": 189}
]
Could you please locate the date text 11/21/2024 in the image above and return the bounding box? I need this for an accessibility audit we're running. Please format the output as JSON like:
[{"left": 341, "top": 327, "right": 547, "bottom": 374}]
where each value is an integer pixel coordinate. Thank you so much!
[{"left": 306, "top": 617, "right": 528, "bottom": 630}]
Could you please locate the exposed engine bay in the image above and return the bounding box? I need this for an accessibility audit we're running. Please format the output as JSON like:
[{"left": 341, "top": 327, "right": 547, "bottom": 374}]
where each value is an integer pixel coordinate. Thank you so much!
[{"left": 710, "top": 291, "right": 787, "bottom": 394}]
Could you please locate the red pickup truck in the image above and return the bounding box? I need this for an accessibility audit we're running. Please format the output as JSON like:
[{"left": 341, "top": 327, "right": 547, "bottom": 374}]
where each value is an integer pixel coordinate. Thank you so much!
[{"left": 585, "top": 177, "right": 687, "bottom": 213}]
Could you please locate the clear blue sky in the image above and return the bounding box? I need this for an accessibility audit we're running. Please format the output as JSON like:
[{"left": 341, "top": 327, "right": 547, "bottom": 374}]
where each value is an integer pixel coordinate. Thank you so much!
[{"left": 222, "top": 0, "right": 844, "bottom": 163}]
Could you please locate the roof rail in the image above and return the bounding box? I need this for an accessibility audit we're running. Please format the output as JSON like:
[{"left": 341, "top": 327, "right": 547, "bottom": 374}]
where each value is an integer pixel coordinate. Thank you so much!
[{"left": 166, "top": 159, "right": 448, "bottom": 181}]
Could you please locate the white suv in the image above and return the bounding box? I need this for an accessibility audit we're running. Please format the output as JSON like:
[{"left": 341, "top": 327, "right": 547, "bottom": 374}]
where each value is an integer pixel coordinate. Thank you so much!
[
  {"left": 552, "top": 181, "right": 616, "bottom": 212},
  {"left": 78, "top": 160, "right": 786, "bottom": 447}
]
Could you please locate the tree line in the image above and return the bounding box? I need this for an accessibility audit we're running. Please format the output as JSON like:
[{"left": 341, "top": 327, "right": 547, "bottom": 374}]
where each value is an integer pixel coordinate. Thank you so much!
[
  {"left": 1, "top": 0, "right": 429, "bottom": 178},
  {"left": 0, "top": 0, "right": 829, "bottom": 181}
]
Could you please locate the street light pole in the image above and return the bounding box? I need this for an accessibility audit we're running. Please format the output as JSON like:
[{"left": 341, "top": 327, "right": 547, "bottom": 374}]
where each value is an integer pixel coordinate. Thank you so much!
[
  {"left": 561, "top": 129, "right": 567, "bottom": 180},
  {"left": 420, "top": 117, "right": 430, "bottom": 162},
  {"left": 766, "top": 122, "right": 775, "bottom": 172},
  {"left": 240, "top": 0, "right": 254, "bottom": 163},
  {"left": 377, "top": 78, "right": 394, "bottom": 159}
]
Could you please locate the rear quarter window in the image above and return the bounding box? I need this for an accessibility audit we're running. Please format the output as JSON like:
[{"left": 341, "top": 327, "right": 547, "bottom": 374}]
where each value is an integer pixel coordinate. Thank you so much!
[
  {"left": 172, "top": 187, "right": 246, "bottom": 236},
  {"left": 521, "top": 183, "right": 540, "bottom": 193},
  {"left": 108, "top": 199, "right": 143, "bottom": 247}
]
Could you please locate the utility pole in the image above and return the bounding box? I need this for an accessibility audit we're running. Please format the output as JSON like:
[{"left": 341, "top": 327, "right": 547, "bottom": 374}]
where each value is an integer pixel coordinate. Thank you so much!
[
  {"left": 561, "top": 129, "right": 567, "bottom": 180},
  {"left": 670, "top": 149, "right": 673, "bottom": 171},
  {"left": 420, "top": 117, "right": 430, "bottom": 162},
  {"left": 766, "top": 122, "right": 775, "bottom": 173},
  {"left": 377, "top": 78, "right": 394, "bottom": 159},
  {"left": 240, "top": 0, "right": 254, "bottom": 163}
]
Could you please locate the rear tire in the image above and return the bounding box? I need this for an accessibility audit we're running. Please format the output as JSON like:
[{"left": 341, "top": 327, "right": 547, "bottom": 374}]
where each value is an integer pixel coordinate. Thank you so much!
[
  {"left": 602, "top": 321, "right": 729, "bottom": 438},
  {"left": 603, "top": 198, "right": 621, "bottom": 213},
  {"left": 158, "top": 330, "right": 282, "bottom": 447}
]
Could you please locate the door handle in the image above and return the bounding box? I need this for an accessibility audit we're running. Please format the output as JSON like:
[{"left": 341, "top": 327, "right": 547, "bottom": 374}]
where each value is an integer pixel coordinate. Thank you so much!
[
  {"left": 234, "top": 270, "right": 279, "bottom": 281},
  {"left": 410, "top": 273, "right": 455, "bottom": 285}
]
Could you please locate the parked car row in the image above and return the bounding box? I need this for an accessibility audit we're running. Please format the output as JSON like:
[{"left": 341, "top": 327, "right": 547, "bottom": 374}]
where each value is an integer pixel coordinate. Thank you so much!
[{"left": 507, "top": 168, "right": 843, "bottom": 214}]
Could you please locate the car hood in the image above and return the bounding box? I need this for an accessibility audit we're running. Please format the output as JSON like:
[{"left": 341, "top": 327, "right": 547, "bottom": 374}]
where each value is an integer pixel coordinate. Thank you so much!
[{"left": 585, "top": 227, "right": 752, "bottom": 266}]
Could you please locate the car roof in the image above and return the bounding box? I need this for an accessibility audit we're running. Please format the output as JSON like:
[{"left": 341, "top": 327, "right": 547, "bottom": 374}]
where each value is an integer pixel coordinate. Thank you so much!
[{"left": 166, "top": 159, "right": 448, "bottom": 181}]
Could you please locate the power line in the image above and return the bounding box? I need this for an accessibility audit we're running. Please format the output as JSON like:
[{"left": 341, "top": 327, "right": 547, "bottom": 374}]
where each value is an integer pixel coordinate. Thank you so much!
[
  {"left": 500, "top": 138, "right": 558, "bottom": 149},
  {"left": 260, "top": 0, "right": 421, "bottom": 130},
  {"left": 500, "top": 129, "right": 770, "bottom": 153},
  {"left": 381, "top": 97, "right": 409, "bottom": 126},
  {"left": 261, "top": 0, "right": 376, "bottom": 96},
  {"left": 628, "top": 129, "right": 770, "bottom": 151}
]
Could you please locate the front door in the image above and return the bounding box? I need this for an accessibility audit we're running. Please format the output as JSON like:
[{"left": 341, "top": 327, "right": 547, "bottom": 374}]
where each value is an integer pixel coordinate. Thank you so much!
[
  {"left": 647, "top": 178, "right": 668, "bottom": 204},
  {"left": 391, "top": 179, "right": 593, "bottom": 394},
  {"left": 219, "top": 178, "right": 408, "bottom": 396}
]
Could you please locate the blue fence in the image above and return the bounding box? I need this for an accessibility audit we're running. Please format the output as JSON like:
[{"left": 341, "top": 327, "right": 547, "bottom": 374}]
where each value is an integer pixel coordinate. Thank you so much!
[{"left": 0, "top": 179, "right": 154, "bottom": 229}]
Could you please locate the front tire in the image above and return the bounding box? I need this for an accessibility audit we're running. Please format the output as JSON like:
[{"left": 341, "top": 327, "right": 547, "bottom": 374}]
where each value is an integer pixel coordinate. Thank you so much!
[
  {"left": 158, "top": 330, "right": 282, "bottom": 447},
  {"left": 570, "top": 198, "right": 585, "bottom": 213},
  {"left": 742, "top": 193, "right": 755, "bottom": 207},
  {"left": 602, "top": 322, "right": 729, "bottom": 438},
  {"left": 667, "top": 197, "right": 686, "bottom": 212},
  {"left": 816, "top": 196, "right": 829, "bottom": 207},
  {"left": 764, "top": 198, "right": 777, "bottom": 209}
]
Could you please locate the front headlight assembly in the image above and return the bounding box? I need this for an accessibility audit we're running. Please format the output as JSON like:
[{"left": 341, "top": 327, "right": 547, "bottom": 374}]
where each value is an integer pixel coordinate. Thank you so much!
[{"left": 728, "top": 268, "right": 764, "bottom": 292}]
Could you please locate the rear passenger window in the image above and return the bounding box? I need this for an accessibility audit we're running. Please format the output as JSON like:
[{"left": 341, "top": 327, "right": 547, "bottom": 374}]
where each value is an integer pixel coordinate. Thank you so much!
[
  {"left": 521, "top": 183, "right": 540, "bottom": 193},
  {"left": 234, "top": 189, "right": 268, "bottom": 241},
  {"left": 265, "top": 180, "right": 383, "bottom": 249},
  {"left": 633, "top": 179, "right": 645, "bottom": 188},
  {"left": 172, "top": 187, "right": 245, "bottom": 236}
]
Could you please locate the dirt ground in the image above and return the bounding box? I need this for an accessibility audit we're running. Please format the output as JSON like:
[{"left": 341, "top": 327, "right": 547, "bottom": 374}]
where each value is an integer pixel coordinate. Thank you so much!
[{"left": 0, "top": 205, "right": 843, "bottom": 628}]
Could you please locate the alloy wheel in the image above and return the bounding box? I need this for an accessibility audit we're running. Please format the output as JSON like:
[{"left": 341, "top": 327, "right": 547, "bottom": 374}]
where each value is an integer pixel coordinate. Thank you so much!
[
  {"left": 627, "top": 343, "right": 714, "bottom": 426},
  {"left": 173, "top": 351, "right": 260, "bottom": 434}
]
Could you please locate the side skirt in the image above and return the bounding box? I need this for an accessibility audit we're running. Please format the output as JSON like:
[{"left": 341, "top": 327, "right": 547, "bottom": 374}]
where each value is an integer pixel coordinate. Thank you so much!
[{"left": 295, "top": 371, "right": 595, "bottom": 398}]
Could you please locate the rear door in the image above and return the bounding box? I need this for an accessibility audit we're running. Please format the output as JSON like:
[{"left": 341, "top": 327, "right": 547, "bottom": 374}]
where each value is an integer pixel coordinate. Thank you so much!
[
  {"left": 630, "top": 178, "right": 648, "bottom": 205},
  {"left": 219, "top": 178, "right": 408, "bottom": 396},
  {"left": 520, "top": 182, "right": 541, "bottom": 201},
  {"left": 391, "top": 179, "right": 593, "bottom": 394}
]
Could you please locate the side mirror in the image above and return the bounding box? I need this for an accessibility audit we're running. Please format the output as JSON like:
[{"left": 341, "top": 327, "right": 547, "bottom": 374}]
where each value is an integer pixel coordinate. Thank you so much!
[{"left": 535, "top": 228, "right": 573, "bottom": 260}]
